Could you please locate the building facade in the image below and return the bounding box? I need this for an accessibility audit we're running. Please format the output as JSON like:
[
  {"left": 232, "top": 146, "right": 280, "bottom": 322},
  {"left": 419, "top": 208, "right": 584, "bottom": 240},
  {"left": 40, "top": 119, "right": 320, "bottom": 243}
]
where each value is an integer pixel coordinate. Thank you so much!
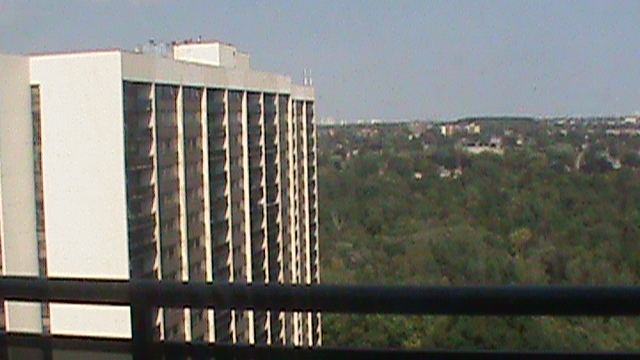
[{"left": 0, "top": 42, "right": 320, "bottom": 346}]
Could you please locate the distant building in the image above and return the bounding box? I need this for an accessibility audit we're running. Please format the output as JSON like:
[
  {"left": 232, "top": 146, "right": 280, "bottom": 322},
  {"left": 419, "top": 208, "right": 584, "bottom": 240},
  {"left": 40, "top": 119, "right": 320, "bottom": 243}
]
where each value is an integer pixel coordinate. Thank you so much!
[
  {"left": 606, "top": 129, "right": 640, "bottom": 136},
  {"left": 462, "top": 136, "right": 504, "bottom": 155},
  {"left": 0, "top": 41, "right": 320, "bottom": 346},
  {"left": 467, "top": 123, "right": 481, "bottom": 134},
  {"left": 440, "top": 122, "right": 481, "bottom": 137},
  {"left": 440, "top": 124, "right": 456, "bottom": 137},
  {"left": 438, "top": 166, "right": 463, "bottom": 179}
]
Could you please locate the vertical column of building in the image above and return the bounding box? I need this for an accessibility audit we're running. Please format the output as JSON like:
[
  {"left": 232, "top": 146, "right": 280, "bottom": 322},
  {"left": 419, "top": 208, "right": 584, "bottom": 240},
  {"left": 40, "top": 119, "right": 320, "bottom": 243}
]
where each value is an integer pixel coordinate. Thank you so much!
[
  {"left": 181, "top": 87, "right": 208, "bottom": 342},
  {"left": 240, "top": 91, "right": 255, "bottom": 344},
  {"left": 227, "top": 90, "right": 248, "bottom": 343},
  {"left": 305, "top": 101, "right": 321, "bottom": 346},
  {"left": 123, "top": 82, "right": 160, "bottom": 339},
  {"left": 299, "top": 101, "right": 313, "bottom": 347},
  {"left": 150, "top": 84, "right": 166, "bottom": 340},
  {"left": 206, "top": 89, "right": 234, "bottom": 343},
  {"left": 288, "top": 97, "right": 298, "bottom": 345},
  {"left": 30, "top": 85, "right": 50, "bottom": 334},
  {"left": 277, "top": 94, "right": 293, "bottom": 344},
  {"left": 0, "top": 55, "right": 41, "bottom": 334},
  {"left": 176, "top": 87, "right": 192, "bottom": 342},
  {"left": 264, "top": 93, "right": 281, "bottom": 344},
  {"left": 154, "top": 84, "right": 185, "bottom": 341},
  {"left": 123, "top": 82, "right": 156, "bottom": 279},
  {"left": 289, "top": 99, "right": 301, "bottom": 346},
  {"left": 296, "top": 100, "right": 310, "bottom": 345},
  {"left": 247, "top": 92, "right": 269, "bottom": 344},
  {"left": 200, "top": 89, "right": 215, "bottom": 343},
  {"left": 260, "top": 93, "right": 272, "bottom": 345}
]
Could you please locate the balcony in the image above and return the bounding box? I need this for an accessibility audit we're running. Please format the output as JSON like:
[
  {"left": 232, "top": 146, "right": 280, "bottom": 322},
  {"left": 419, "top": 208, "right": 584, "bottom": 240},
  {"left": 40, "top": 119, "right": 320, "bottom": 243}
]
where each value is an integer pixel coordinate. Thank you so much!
[
  {"left": 126, "top": 127, "right": 153, "bottom": 142},
  {"left": 209, "top": 162, "right": 226, "bottom": 177},
  {"left": 188, "top": 246, "right": 206, "bottom": 265},
  {"left": 156, "top": 124, "right": 178, "bottom": 140},
  {"left": 250, "top": 213, "right": 264, "bottom": 230},
  {"left": 266, "top": 207, "right": 278, "bottom": 222},
  {"left": 208, "top": 123, "right": 226, "bottom": 138},
  {"left": 158, "top": 178, "right": 179, "bottom": 195},
  {"left": 213, "top": 262, "right": 231, "bottom": 280},
  {"left": 263, "top": 105, "right": 276, "bottom": 116},
  {"left": 228, "top": 121, "right": 242, "bottom": 135},
  {"left": 157, "top": 152, "right": 178, "bottom": 167},
  {"left": 185, "top": 175, "right": 203, "bottom": 191},
  {"left": 160, "top": 228, "right": 180, "bottom": 247},
  {"left": 210, "top": 198, "right": 227, "bottom": 214},
  {"left": 185, "top": 147, "right": 203, "bottom": 162},
  {"left": 129, "top": 235, "right": 156, "bottom": 258},
  {"left": 208, "top": 130, "right": 226, "bottom": 148},
  {"left": 126, "top": 154, "right": 153, "bottom": 170},
  {"left": 250, "top": 203, "right": 264, "bottom": 216},
  {"left": 186, "top": 198, "right": 203, "bottom": 214},
  {"left": 247, "top": 102, "right": 261, "bottom": 115},
  {"left": 184, "top": 124, "right": 201, "bottom": 138},
  {"left": 211, "top": 234, "right": 229, "bottom": 250},
  {"left": 209, "top": 147, "right": 226, "bottom": 161},
  {"left": 128, "top": 213, "right": 155, "bottom": 231},
  {"left": 210, "top": 214, "right": 228, "bottom": 228},
  {"left": 207, "top": 100, "right": 225, "bottom": 115},
  {"left": 126, "top": 184, "right": 154, "bottom": 201},
  {"left": 248, "top": 137, "right": 262, "bottom": 151},
  {"left": 248, "top": 124, "right": 261, "bottom": 136},
  {"left": 267, "top": 224, "right": 280, "bottom": 238},
  {"left": 228, "top": 146, "right": 242, "bottom": 158},
  {"left": 266, "top": 181, "right": 278, "bottom": 194},
  {"left": 264, "top": 147, "right": 277, "bottom": 158},
  {"left": 187, "top": 220, "right": 204, "bottom": 238}
]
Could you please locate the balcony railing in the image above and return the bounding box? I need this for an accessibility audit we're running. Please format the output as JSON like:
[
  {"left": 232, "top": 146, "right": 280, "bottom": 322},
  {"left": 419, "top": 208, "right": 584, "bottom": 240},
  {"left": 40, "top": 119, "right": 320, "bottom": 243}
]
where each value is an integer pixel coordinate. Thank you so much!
[{"left": 0, "top": 277, "right": 639, "bottom": 359}]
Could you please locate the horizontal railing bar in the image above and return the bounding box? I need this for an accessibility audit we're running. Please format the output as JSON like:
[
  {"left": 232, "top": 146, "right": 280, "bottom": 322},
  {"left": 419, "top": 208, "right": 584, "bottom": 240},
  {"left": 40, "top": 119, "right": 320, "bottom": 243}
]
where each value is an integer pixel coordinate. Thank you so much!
[
  {"left": 1, "top": 277, "right": 640, "bottom": 315},
  {"left": 1, "top": 334, "right": 638, "bottom": 359}
]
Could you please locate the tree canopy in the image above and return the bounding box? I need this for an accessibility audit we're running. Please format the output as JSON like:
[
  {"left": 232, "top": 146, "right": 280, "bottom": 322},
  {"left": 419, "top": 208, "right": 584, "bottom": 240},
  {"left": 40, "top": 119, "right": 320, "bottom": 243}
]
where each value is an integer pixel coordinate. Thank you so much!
[{"left": 318, "top": 121, "right": 640, "bottom": 350}]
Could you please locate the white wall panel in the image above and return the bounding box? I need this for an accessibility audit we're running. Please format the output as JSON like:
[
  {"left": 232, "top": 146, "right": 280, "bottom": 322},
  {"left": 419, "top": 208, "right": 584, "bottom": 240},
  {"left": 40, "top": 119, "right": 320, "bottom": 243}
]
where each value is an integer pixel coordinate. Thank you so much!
[
  {"left": 0, "top": 54, "right": 42, "bottom": 333},
  {"left": 30, "top": 52, "right": 131, "bottom": 338}
]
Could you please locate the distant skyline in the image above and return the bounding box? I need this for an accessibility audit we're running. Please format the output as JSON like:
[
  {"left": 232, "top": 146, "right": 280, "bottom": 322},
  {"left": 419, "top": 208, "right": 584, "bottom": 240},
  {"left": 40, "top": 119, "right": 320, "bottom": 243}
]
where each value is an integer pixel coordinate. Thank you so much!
[{"left": 2, "top": 0, "right": 640, "bottom": 120}]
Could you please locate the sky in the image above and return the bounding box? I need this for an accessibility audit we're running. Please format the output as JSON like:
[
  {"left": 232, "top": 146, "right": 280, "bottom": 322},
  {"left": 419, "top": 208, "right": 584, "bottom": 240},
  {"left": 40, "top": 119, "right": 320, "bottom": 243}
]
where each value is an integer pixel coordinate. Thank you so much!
[{"left": 1, "top": 0, "right": 640, "bottom": 121}]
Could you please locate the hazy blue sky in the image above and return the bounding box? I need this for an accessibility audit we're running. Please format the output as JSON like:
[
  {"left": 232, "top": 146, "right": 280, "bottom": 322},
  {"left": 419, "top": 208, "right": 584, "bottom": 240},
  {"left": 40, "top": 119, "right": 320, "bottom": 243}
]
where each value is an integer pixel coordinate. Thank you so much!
[{"left": 1, "top": 0, "right": 640, "bottom": 120}]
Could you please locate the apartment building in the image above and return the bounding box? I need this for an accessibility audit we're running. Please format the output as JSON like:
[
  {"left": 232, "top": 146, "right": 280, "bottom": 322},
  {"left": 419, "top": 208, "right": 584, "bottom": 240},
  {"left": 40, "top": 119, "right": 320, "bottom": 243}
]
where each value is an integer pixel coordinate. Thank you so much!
[{"left": 0, "top": 41, "right": 320, "bottom": 346}]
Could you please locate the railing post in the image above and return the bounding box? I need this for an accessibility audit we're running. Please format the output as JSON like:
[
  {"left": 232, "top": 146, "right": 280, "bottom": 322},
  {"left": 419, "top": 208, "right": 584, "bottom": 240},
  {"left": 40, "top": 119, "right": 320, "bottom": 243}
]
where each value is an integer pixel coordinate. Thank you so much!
[
  {"left": 0, "top": 330, "right": 6, "bottom": 360},
  {"left": 131, "top": 295, "right": 154, "bottom": 360}
]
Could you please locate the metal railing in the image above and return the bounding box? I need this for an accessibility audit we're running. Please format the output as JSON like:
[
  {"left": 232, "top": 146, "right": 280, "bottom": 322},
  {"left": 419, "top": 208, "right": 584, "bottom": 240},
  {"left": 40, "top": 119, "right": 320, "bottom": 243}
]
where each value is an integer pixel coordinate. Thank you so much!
[{"left": 1, "top": 277, "right": 639, "bottom": 359}]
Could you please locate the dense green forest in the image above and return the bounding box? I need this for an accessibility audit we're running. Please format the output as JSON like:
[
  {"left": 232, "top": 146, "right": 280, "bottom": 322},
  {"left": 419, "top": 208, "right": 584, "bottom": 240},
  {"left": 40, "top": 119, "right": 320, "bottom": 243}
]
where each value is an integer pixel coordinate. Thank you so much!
[{"left": 318, "top": 121, "right": 640, "bottom": 350}]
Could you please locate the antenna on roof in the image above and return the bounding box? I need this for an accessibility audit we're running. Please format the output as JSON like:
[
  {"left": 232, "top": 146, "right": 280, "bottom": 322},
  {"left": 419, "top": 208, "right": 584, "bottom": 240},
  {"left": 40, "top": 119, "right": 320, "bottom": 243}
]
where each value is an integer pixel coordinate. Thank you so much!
[{"left": 303, "top": 68, "right": 313, "bottom": 86}]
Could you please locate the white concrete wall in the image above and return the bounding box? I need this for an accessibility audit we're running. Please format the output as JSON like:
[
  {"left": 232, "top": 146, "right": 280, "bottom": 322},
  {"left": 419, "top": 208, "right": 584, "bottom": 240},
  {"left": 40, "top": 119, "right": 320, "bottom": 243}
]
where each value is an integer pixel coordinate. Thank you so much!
[
  {"left": 216, "top": 43, "right": 236, "bottom": 68},
  {"left": 30, "top": 52, "right": 132, "bottom": 338},
  {"left": 0, "top": 54, "right": 42, "bottom": 333},
  {"left": 173, "top": 42, "right": 251, "bottom": 71},
  {"left": 173, "top": 43, "right": 222, "bottom": 67},
  {"left": 234, "top": 52, "right": 251, "bottom": 70}
]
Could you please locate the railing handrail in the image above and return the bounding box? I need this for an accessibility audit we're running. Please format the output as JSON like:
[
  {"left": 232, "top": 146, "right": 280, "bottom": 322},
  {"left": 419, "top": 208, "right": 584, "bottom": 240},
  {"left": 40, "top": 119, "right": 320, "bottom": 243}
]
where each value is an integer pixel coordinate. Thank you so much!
[
  {"left": 2, "top": 277, "right": 640, "bottom": 358},
  {"left": 1, "top": 276, "right": 640, "bottom": 316},
  {"left": 1, "top": 333, "right": 638, "bottom": 359}
]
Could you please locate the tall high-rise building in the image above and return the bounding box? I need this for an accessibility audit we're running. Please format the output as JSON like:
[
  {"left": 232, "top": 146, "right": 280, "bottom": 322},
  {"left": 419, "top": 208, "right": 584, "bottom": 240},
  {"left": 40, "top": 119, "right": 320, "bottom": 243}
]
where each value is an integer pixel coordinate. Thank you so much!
[{"left": 0, "top": 41, "right": 320, "bottom": 346}]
